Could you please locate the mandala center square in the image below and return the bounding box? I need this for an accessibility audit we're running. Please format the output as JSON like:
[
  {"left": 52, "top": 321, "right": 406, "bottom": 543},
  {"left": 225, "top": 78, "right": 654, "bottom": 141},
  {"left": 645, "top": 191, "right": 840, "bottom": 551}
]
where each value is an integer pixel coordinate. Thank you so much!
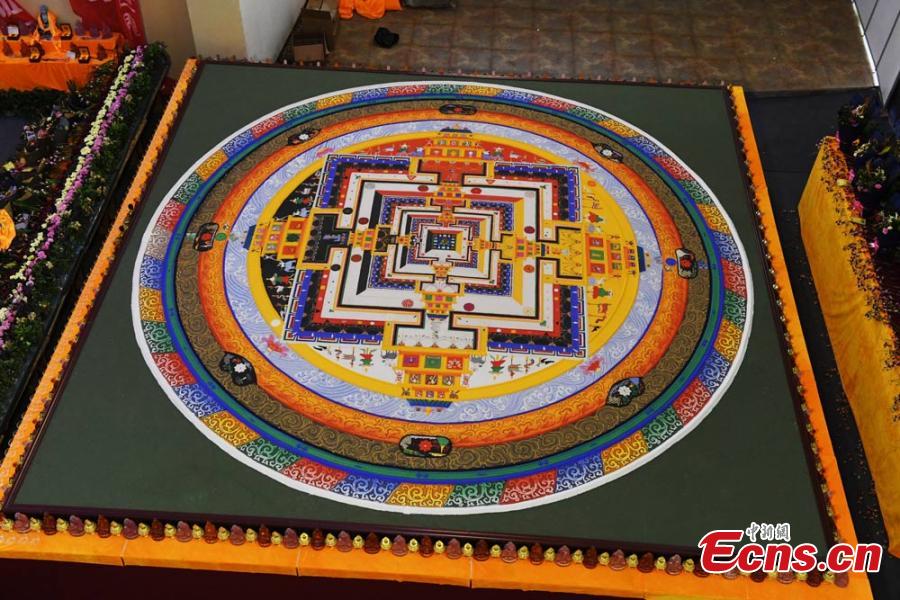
[
  {"left": 425, "top": 230, "right": 459, "bottom": 253},
  {"left": 272, "top": 132, "right": 612, "bottom": 404}
]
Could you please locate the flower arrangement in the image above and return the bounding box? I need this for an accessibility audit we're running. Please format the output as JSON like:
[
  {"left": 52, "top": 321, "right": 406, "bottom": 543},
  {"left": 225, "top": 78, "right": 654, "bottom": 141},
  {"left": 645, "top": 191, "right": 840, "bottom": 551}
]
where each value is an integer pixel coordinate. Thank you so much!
[
  {"left": 831, "top": 95, "right": 900, "bottom": 366},
  {"left": 0, "top": 44, "right": 168, "bottom": 425},
  {"left": 836, "top": 94, "right": 900, "bottom": 257},
  {"left": 837, "top": 94, "right": 877, "bottom": 154},
  {"left": 0, "top": 88, "right": 65, "bottom": 120},
  {"left": 0, "top": 47, "right": 145, "bottom": 351}
]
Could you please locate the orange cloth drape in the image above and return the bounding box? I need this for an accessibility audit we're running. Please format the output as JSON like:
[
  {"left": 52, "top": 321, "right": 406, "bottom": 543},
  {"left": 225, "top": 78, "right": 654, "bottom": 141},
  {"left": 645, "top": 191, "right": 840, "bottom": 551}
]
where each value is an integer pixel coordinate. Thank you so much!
[
  {"left": 0, "top": 208, "right": 15, "bottom": 250},
  {"left": 0, "top": 33, "right": 122, "bottom": 90},
  {"left": 339, "top": 0, "right": 401, "bottom": 20},
  {"left": 799, "top": 137, "right": 900, "bottom": 557},
  {"left": 0, "top": 58, "right": 113, "bottom": 90}
]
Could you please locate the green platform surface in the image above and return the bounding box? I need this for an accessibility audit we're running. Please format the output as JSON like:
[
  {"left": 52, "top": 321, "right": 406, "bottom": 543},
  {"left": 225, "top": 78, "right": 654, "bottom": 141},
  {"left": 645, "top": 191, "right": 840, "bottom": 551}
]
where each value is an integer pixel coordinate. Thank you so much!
[{"left": 9, "top": 65, "right": 827, "bottom": 551}]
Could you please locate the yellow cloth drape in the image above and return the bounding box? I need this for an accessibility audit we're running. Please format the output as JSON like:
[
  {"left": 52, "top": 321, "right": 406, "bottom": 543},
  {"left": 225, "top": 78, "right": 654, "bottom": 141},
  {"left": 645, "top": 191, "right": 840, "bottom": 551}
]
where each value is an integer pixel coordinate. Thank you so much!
[{"left": 799, "top": 137, "right": 900, "bottom": 557}]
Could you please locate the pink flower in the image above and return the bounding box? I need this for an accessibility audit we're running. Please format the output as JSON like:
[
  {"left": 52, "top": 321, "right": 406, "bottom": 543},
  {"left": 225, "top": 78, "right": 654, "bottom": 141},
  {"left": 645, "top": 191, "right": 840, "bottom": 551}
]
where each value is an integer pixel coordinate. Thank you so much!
[
  {"left": 852, "top": 200, "right": 864, "bottom": 214},
  {"left": 870, "top": 238, "right": 880, "bottom": 251}
]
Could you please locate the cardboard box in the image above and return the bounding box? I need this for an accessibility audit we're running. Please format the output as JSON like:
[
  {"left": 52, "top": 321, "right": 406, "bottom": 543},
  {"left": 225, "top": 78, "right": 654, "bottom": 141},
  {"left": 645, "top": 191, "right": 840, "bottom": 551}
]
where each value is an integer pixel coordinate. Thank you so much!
[
  {"left": 299, "top": 0, "right": 339, "bottom": 50},
  {"left": 303, "top": 0, "right": 338, "bottom": 20},
  {"left": 292, "top": 34, "right": 326, "bottom": 63}
]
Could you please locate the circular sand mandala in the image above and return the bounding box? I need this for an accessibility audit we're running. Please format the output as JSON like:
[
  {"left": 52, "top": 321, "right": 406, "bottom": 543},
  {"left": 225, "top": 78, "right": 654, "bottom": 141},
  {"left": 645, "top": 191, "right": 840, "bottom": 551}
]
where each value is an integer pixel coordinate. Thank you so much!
[{"left": 133, "top": 82, "right": 752, "bottom": 513}]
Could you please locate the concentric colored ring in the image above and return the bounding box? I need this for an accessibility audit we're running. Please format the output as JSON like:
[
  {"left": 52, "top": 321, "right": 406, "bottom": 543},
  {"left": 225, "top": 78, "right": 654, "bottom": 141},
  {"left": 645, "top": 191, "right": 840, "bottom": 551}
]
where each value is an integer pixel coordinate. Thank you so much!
[{"left": 132, "top": 81, "right": 752, "bottom": 514}]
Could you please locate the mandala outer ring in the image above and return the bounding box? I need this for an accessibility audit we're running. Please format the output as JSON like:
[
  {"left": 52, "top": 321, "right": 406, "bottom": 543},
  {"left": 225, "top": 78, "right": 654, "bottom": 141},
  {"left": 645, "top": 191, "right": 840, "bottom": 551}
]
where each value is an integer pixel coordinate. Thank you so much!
[
  {"left": 175, "top": 112, "right": 703, "bottom": 473},
  {"left": 132, "top": 81, "right": 753, "bottom": 514}
]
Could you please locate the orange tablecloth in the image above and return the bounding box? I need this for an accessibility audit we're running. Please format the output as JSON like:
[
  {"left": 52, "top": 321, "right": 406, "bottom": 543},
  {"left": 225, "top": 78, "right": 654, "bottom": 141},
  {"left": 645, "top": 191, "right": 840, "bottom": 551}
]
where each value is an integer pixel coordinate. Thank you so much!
[
  {"left": 0, "top": 56, "right": 114, "bottom": 90},
  {"left": 798, "top": 137, "right": 900, "bottom": 557},
  {"left": 0, "top": 33, "right": 122, "bottom": 91}
]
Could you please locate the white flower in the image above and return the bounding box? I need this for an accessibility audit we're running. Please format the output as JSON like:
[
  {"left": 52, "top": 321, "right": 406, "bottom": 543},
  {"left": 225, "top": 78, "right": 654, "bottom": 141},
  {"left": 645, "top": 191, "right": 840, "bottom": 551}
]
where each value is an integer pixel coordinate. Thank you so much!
[
  {"left": 617, "top": 385, "right": 632, "bottom": 397},
  {"left": 233, "top": 363, "right": 247, "bottom": 373}
]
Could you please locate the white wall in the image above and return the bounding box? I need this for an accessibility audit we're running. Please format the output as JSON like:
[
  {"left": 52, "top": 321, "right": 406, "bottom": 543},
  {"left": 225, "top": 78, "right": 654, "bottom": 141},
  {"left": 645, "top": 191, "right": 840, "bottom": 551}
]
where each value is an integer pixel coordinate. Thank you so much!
[
  {"left": 856, "top": 0, "right": 900, "bottom": 101},
  {"left": 186, "top": 0, "right": 303, "bottom": 61},
  {"left": 239, "top": 0, "right": 304, "bottom": 62},
  {"left": 186, "top": 0, "right": 246, "bottom": 59},
  {"left": 141, "top": 0, "right": 196, "bottom": 73}
]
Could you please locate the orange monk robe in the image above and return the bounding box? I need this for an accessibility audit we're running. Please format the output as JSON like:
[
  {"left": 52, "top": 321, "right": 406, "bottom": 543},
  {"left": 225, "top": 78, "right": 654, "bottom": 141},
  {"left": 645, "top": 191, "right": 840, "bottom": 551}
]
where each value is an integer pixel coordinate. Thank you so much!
[
  {"left": 0, "top": 207, "right": 15, "bottom": 251},
  {"left": 339, "top": 0, "right": 402, "bottom": 20}
]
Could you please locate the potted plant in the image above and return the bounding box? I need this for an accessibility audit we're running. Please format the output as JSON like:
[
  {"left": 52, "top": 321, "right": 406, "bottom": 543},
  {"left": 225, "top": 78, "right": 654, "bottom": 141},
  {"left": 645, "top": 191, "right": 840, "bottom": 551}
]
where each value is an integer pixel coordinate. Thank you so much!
[
  {"left": 874, "top": 193, "right": 900, "bottom": 257},
  {"left": 853, "top": 157, "right": 890, "bottom": 217},
  {"left": 838, "top": 95, "right": 876, "bottom": 154}
]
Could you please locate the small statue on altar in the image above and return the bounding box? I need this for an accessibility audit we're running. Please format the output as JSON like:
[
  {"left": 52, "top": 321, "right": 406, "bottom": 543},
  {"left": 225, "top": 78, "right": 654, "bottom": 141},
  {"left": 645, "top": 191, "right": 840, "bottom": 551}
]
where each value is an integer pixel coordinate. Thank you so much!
[{"left": 35, "top": 4, "right": 60, "bottom": 40}]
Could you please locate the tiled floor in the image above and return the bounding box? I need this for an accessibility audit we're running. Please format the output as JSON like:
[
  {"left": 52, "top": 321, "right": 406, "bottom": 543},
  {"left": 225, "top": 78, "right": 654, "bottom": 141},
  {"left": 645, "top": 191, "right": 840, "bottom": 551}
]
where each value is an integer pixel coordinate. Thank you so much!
[{"left": 327, "top": 0, "right": 874, "bottom": 91}]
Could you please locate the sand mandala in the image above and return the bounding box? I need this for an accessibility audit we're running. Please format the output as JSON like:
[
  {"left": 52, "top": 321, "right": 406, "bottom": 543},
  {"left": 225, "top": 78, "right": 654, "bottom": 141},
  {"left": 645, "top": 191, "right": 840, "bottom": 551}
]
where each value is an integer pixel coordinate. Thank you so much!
[{"left": 132, "top": 81, "right": 752, "bottom": 513}]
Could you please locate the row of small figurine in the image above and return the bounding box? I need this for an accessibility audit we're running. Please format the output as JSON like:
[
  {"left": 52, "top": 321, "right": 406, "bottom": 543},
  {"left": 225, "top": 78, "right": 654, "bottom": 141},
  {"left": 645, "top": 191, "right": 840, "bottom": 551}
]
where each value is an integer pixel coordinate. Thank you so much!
[{"left": 1, "top": 512, "right": 847, "bottom": 587}]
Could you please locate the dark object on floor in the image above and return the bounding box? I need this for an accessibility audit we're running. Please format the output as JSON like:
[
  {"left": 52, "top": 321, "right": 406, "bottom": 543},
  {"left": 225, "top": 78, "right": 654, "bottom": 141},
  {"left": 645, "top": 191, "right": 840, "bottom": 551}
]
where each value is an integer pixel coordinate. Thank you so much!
[{"left": 374, "top": 27, "right": 399, "bottom": 49}]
